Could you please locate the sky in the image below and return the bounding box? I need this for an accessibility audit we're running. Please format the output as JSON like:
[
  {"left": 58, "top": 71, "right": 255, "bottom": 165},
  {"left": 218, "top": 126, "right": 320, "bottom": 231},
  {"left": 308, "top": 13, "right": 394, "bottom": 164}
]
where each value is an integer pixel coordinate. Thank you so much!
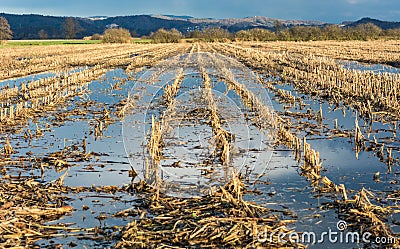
[{"left": 1, "top": 0, "right": 399, "bottom": 23}]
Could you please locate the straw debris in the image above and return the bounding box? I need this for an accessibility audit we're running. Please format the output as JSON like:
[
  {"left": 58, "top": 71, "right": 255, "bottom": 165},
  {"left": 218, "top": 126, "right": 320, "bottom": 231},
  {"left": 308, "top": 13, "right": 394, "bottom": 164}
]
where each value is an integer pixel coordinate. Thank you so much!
[{"left": 115, "top": 176, "right": 304, "bottom": 248}]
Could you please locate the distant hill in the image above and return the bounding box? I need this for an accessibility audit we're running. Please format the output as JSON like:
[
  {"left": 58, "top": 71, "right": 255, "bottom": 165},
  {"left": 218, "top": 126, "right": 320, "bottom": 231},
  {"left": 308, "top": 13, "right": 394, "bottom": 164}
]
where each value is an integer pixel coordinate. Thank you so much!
[
  {"left": 156, "top": 14, "right": 325, "bottom": 32},
  {"left": 0, "top": 13, "right": 193, "bottom": 39},
  {"left": 1, "top": 13, "right": 398, "bottom": 40},
  {"left": 344, "top": 17, "right": 400, "bottom": 30},
  {"left": 0, "top": 13, "right": 328, "bottom": 39}
]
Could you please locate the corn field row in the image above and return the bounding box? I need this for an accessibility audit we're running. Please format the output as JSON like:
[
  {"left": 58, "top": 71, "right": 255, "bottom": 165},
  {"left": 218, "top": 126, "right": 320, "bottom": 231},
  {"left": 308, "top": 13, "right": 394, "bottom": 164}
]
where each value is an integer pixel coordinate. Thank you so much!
[
  {"left": 213, "top": 43, "right": 400, "bottom": 120},
  {"left": 201, "top": 50, "right": 277, "bottom": 132},
  {"left": 146, "top": 60, "right": 187, "bottom": 185},
  {"left": 0, "top": 66, "right": 107, "bottom": 123},
  {"left": 241, "top": 40, "right": 400, "bottom": 66},
  {"left": 125, "top": 43, "right": 189, "bottom": 73},
  {"left": 197, "top": 44, "right": 397, "bottom": 242},
  {"left": 0, "top": 44, "right": 191, "bottom": 126},
  {"left": 0, "top": 43, "right": 175, "bottom": 81},
  {"left": 199, "top": 64, "right": 231, "bottom": 165}
]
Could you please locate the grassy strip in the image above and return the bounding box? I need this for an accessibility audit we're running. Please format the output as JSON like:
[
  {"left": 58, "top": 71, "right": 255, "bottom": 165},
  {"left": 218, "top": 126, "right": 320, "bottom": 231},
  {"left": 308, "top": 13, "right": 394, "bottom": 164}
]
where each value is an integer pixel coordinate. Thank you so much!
[
  {"left": 0, "top": 38, "right": 155, "bottom": 48},
  {"left": 1, "top": 40, "right": 101, "bottom": 47}
]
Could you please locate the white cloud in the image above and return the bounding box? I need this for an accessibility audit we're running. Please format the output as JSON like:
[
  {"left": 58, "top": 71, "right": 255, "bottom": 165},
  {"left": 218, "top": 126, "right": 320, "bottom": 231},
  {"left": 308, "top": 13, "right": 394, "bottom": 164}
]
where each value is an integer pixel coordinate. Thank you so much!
[
  {"left": 346, "top": 0, "right": 359, "bottom": 4},
  {"left": 346, "top": 0, "right": 382, "bottom": 4}
]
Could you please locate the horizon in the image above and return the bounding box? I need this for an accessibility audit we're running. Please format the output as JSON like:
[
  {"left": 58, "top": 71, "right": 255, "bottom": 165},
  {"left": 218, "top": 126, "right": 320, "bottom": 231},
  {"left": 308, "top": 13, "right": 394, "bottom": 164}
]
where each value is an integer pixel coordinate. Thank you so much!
[{"left": 1, "top": 0, "right": 400, "bottom": 24}]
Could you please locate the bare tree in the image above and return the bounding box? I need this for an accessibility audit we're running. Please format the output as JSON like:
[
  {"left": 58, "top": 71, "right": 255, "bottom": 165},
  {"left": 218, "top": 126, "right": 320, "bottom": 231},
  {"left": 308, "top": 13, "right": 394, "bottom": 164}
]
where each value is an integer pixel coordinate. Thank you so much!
[
  {"left": 0, "top": 17, "right": 13, "bottom": 42},
  {"left": 63, "top": 17, "right": 80, "bottom": 39},
  {"left": 38, "top": 29, "right": 48, "bottom": 39}
]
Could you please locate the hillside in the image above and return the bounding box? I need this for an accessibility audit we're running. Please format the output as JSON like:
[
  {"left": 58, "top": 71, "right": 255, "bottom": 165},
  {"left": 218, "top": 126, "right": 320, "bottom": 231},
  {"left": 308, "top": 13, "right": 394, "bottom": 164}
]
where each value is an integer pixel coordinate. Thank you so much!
[
  {"left": 0, "top": 13, "right": 194, "bottom": 39},
  {"left": 0, "top": 13, "right": 328, "bottom": 39},
  {"left": 344, "top": 17, "right": 400, "bottom": 30},
  {"left": 1, "top": 13, "right": 398, "bottom": 40}
]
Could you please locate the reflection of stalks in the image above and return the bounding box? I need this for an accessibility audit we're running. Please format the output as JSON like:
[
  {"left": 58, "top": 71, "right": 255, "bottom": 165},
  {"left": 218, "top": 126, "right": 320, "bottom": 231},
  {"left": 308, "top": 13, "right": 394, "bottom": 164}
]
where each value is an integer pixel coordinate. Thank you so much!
[
  {"left": 386, "top": 147, "right": 394, "bottom": 168},
  {"left": 82, "top": 138, "right": 87, "bottom": 154},
  {"left": 36, "top": 123, "right": 43, "bottom": 137},
  {"left": 278, "top": 125, "right": 302, "bottom": 161},
  {"left": 354, "top": 117, "right": 365, "bottom": 159},
  {"left": 117, "top": 94, "right": 136, "bottom": 119},
  {"left": 93, "top": 119, "right": 104, "bottom": 140},
  {"left": 301, "top": 137, "right": 322, "bottom": 185},
  {"left": 278, "top": 125, "right": 322, "bottom": 186}
]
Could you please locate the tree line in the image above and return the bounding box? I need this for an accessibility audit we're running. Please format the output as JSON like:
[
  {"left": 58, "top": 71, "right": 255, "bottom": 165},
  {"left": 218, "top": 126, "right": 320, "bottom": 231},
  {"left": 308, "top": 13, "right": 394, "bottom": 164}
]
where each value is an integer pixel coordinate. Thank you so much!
[
  {"left": 188, "top": 23, "right": 400, "bottom": 42},
  {"left": 143, "top": 23, "right": 400, "bottom": 43}
]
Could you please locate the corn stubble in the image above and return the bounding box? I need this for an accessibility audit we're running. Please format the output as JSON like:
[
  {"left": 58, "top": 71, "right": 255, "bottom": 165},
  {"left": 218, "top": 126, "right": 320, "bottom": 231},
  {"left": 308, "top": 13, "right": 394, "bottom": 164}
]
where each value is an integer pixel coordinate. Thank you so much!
[
  {"left": 212, "top": 42, "right": 400, "bottom": 247},
  {"left": 115, "top": 176, "right": 303, "bottom": 249},
  {"left": 0, "top": 40, "right": 399, "bottom": 248}
]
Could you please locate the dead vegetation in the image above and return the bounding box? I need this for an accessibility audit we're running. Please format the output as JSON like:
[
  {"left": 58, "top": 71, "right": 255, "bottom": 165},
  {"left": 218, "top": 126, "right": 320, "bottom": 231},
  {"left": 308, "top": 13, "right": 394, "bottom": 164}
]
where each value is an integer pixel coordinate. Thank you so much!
[
  {"left": 0, "top": 177, "right": 72, "bottom": 247},
  {"left": 115, "top": 176, "right": 303, "bottom": 249},
  {"left": 0, "top": 41, "right": 399, "bottom": 248},
  {"left": 201, "top": 42, "right": 399, "bottom": 247}
]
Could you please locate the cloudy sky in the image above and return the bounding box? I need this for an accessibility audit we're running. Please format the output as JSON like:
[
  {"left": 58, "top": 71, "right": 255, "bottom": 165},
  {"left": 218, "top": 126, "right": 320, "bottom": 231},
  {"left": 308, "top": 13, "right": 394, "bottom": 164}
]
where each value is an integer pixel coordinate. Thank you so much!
[{"left": 1, "top": 0, "right": 399, "bottom": 23}]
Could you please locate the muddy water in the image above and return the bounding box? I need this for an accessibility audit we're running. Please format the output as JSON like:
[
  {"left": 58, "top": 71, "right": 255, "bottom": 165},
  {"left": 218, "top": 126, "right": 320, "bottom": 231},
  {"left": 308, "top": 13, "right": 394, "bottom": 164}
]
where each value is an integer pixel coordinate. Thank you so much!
[{"left": 1, "top": 53, "right": 399, "bottom": 248}]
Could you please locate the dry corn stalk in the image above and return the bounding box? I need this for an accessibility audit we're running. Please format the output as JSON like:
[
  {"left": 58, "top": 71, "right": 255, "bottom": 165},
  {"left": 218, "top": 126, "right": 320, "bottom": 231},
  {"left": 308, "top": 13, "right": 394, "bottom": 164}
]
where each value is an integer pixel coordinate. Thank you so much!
[
  {"left": 200, "top": 66, "right": 231, "bottom": 165},
  {"left": 115, "top": 177, "right": 304, "bottom": 248},
  {"left": 3, "top": 137, "right": 14, "bottom": 155}
]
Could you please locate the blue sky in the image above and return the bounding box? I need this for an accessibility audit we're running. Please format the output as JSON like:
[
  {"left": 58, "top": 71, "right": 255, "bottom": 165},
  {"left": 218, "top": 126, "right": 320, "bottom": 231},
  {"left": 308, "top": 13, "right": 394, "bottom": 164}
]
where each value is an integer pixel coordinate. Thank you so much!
[{"left": 0, "top": 0, "right": 399, "bottom": 23}]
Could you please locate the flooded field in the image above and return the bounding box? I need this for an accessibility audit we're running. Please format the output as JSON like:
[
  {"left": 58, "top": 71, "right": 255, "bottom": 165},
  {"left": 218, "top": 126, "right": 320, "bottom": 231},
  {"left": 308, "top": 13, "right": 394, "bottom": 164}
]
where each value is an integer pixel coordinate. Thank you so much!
[{"left": 0, "top": 41, "right": 399, "bottom": 248}]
